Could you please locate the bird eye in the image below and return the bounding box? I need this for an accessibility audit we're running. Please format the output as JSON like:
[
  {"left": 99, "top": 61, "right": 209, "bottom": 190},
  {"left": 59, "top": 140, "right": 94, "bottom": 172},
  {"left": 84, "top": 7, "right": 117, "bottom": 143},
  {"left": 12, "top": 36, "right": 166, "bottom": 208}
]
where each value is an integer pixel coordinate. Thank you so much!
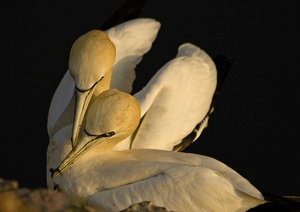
[
  {"left": 75, "top": 76, "right": 104, "bottom": 93},
  {"left": 84, "top": 129, "right": 115, "bottom": 139},
  {"left": 96, "top": 131, "right": 115, "bottom": 139},
  {"left": 105, "top": 131, "right": 115, "bottom": 137}
]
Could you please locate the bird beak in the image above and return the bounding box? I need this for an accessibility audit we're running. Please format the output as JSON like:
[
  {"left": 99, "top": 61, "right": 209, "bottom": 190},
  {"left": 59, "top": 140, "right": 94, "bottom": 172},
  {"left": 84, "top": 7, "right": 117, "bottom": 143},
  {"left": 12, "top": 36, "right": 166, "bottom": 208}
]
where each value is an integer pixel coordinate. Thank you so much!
[
  {"left": 71, "top": 87, "right": 96, "bottom": 147},
  {"left": 50, "top": 130, "right": 115, "bottom": 179}
]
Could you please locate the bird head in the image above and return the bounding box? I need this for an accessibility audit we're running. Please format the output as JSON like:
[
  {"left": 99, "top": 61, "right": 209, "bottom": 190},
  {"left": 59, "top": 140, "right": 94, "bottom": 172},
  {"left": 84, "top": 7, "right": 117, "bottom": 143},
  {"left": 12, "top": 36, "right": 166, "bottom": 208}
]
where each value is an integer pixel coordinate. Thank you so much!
[
  {"left": 68, "top": 30, "right": 116, "bottom": 146},
  {"left": 50, "top": 89, "right": 140, "bottom": 179}
]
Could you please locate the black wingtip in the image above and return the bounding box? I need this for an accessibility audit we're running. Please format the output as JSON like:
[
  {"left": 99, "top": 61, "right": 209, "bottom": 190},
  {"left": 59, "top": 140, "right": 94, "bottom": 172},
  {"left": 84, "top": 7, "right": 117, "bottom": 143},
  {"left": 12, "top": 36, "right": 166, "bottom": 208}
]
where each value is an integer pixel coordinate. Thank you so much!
[
  {"left": 212, "top": 55, "right": 235, "bottom": 102},
  {"left": 262, "top": 191, "right": 300, "bottom": 206},
  {"left": 204, "top": 55, "right": 235, "bottom": 120},
  {"left": 247, "top": 192, "right": 300, "bottom": 212},
  {"left": 205, "top": 54, "right": 235, "bottom": 118},
  {"left": 100, "top": 0, "right": 148, "bottom": 30}
]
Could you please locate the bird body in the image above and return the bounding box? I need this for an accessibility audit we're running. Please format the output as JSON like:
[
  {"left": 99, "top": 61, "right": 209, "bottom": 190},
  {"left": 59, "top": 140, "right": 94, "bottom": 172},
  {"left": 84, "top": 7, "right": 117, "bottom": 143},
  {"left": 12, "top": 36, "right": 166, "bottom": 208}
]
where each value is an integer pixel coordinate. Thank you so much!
[
  {"left": 47, "top": 89, "right": 265, "bottom": 212},
  {"left": 48, "top": 127, "right": 265, "bottom": 212},
  {"left": 48, "top": 124, "right": 265, "bottom": 211}
]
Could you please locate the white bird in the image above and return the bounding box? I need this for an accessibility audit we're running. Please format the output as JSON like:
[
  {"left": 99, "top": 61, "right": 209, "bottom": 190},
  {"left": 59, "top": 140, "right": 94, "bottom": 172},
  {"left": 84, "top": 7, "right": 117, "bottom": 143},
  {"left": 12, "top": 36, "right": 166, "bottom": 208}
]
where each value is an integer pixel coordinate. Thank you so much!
[
  {"left": 113, "top": 42, "right": 217, "bottom": 151},
  {"left": 48, "top": 89, "right": 266, "bottom": 212},
  {"left": 48, "top": 21, "right": 218, "bottom": 154},
  {"left": 47, "top": 18, "right": 161, "bottom": 145}
]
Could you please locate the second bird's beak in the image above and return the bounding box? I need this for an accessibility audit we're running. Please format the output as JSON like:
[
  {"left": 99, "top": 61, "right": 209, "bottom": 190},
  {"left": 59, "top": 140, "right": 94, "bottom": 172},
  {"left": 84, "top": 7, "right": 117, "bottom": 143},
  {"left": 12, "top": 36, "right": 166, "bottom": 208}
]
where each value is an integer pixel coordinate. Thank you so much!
[{"left": 51, "top": 130, "right": 115, "bottom": 179}]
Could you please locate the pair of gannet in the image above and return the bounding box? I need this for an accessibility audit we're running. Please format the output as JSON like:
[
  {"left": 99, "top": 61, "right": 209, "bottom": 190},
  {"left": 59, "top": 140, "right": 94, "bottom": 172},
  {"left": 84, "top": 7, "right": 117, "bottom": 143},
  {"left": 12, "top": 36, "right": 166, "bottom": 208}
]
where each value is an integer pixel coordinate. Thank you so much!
[{"left": 47, "top": 18, "right": 267, "bottom": 211}]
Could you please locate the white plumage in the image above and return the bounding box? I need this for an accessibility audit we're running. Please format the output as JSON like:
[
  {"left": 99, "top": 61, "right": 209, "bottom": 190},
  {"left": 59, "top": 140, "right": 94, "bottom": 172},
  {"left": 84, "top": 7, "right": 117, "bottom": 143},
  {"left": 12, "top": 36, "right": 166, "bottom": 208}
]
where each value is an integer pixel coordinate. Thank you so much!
[{"left": 48, "top": 90, "right": 265, "bottom": 212}]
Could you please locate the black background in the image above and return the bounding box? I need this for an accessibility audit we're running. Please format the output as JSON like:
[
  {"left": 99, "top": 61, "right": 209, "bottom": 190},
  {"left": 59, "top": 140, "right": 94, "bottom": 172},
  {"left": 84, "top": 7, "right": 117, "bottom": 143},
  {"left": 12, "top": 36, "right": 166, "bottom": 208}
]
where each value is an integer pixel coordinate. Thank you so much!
[{"left": 1, "top": 1, "right": 299, "bottom": 196}]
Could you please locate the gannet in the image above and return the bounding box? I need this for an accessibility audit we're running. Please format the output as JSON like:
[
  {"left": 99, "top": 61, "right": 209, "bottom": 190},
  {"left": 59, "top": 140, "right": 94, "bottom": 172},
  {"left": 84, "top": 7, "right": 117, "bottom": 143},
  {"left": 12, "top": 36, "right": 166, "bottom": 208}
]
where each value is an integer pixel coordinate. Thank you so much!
[{"left": 48, "top": 89, "right": 266, "bottom": 212}]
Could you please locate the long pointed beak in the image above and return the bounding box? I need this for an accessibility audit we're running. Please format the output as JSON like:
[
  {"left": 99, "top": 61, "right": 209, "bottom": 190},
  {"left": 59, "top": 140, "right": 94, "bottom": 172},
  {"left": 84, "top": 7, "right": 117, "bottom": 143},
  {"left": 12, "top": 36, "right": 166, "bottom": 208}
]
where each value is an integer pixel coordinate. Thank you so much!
[
  {"left": 71, "top": 87, "right": 96, "bottom": 147},
  {"left": 51, "top": 131, "right": 115, "bottom": 179}
]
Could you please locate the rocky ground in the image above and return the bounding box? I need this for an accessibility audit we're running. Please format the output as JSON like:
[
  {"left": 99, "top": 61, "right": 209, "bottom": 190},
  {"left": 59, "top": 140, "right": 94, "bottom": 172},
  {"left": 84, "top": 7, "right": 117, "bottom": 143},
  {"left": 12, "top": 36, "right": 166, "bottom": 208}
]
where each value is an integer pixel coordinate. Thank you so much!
[{"left": 0, "top": 178, "right": 169, "bottom": 212}]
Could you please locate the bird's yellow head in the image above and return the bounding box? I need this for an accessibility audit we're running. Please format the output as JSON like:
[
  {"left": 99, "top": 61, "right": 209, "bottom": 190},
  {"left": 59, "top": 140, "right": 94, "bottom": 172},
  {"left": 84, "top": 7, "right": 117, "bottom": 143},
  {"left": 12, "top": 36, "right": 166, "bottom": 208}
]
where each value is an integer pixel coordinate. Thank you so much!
[
  {"left": 69, "top": 30, "right": 116, "bottom": 90},
  {"left": 68, "top": 30, "right": 116, "bottom": 145},
  {"left": 50, "top": 89, "right": 140, "bottom": 179}
]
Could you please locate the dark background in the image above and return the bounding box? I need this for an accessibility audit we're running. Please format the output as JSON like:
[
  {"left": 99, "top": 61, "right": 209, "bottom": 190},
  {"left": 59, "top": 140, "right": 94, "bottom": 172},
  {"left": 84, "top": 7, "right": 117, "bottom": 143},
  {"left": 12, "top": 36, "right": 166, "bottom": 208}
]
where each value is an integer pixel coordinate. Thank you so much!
[{"left": 1, "top": 1, "right": 299, "bottom": 197}]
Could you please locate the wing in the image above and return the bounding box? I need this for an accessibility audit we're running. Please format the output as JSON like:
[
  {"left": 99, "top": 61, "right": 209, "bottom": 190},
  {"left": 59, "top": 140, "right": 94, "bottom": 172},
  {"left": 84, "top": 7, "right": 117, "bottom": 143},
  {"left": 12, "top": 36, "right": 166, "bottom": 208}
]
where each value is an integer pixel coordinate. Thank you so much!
[
  {"left": 83, "top": 150, "right": 264, "bottom": 211},
  {"left": 47, "top": 72, "right": 75, "bottom": 138},
  {"left": 174, "top": 54, "right": 234, "bottom": 151},
  {"left": 100, "top": 0, "right": 148, "bottom": 31},
  {"left": 114, "top": 43, "right": 217, "bottom": 151},
  {"left": 107, "top": 18, "right": 160, "bottom": 93}
]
